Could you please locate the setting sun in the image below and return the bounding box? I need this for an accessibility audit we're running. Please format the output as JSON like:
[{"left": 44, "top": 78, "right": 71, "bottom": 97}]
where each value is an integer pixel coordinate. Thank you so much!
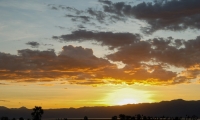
[
  {"left": 117, "top": 98, "right": 138, "bottom": 105},
  {"left": 103, "top": 87, "right": 154, "bottom": 106}
]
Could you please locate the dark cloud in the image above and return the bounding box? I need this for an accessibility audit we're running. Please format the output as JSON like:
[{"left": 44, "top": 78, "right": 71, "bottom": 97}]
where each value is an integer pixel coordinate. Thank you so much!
[
  {"left": 131, "top": 0, "right": 200, "bottom": 20},
  {"left": 65, "top": 14, "right": 91, "bottom": 23},
  {"left": 48, "top": 0, "right": 200, "bottom": 33},
  {"left": 87, "top": 7, "right": 126, "bottom": 24},
  {"left": 97, "top": 0, "right": 200, "bottom": 33},
  {"left": 26, "top": 41, "right": 40, "bottom": 48},
  {"left": 47, "top": 2, "right": 126, "bottom": 28},
  {"left": 87, "top": 8, "right": 107, "bottom": 23},
  {"left": 102, "top": 1, "right": 127, "bottom": 16},
  {"left": 52, "top": 30, "right": 141, "bottom": 49},
  {"left": 77, "top": 25, "right": 85, "bottom": 29},
  {"left": 107, "top": 36, "right": 200, "bottom": 68},
  {"left": 98, "top": 0, "right": 112, "bottom": 5},
  {"left": 51, "top": 6, "right": 58, "bottom": 10},
  {"left": 106, "top": 36, "right": 200, "bottom": 84},
  {"left": 107, "top": 41, "right": 152, "bottom": 66}
]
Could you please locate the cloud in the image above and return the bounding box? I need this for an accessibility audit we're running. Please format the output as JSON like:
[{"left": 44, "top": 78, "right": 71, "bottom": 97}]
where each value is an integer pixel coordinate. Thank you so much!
[
  {"left": 0, "top": 83, "right": 9, "bottom": 85},
  {"left": 105, "top": 36, "right": 200, "bottom": 68},
  {"left": 42, "top": 43, "right": 53, "bottom": 46},
  {"left": 48, "top": 4, "right": 83, "bottom": 14},
  {"left": 0, "top": 100, "right": 10, "bottom": 102},
  {"left": 55, "top": 26, "right": 65, "bottom": 29},
  {"left": 0, "top": 42, "right": 197, "bottom": 85},
  {"left": 37, "top": 83, "right": 54, "bottom": 86},
  {"left": 133, "top": 0, "right": 200, "bottom": 33},
  {"left": 106, "top": 36, "right": 200, "bottom": 84},
  {"left": 47, "top": 2, "right": 126, "bottom": 27},
  {"left": 53, "top": 30, "right": 141, "bottom": 49},
  {"left": 26, "top": 41, "right": 40, "bottom": 48},
  {"left": 51, "top": 6, "right": 58, "bottom": 10},
  {"left": 98, "top": 0, "right": 200, "bottom": 33},
  {"left": 98, "top": 0, "right": 112, "bottom": 5},
  {"left": 4, "top": 0, "right": 200, "bottom": 86},
  {"left": 65, "top": 15, "right": 91, "bottom": 23},
  {"left": 48, "top": 0, "right": 200, "bottom": 34},
  {"left": 178, "top": 64, "right": 200, "bottom": 82},
  {"left": 87, "top": 8, "right": 107, "bottom": 23},
  {"left": 0, "top": 46, "right": 117, "bottom": 85},
  {"left": 50, "top": 25, "right": 200, "bottom": 85}
]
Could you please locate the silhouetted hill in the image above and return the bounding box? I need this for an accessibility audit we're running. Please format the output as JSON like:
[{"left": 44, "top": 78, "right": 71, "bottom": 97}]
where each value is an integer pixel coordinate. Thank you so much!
[
  {"left": 0, "top": 106, "right": 8, "bottom": 110},
  {"left": 1, "top": 99, "right": 200, "bottom": 119}
]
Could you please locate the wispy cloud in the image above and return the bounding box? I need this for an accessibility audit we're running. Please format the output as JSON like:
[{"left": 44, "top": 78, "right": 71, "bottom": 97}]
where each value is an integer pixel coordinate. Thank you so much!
[
  {"left": 26, "top": 41, "right": 40, "bottom": 48},
  {"left": 0, "top": 100, "right": 10, "bottom": 102}
]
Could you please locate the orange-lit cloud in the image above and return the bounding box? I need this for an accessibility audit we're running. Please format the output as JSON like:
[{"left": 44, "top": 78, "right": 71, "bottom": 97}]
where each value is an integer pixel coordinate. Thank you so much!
[
  {"left": 50, "top": 32, "right": 200, "bottom": 85},
  {"left": 0, "top": 45, "right": 115, "bottom": 85},
  {"left": 0, "top": 42, "right": 198, "bottom": 85}
]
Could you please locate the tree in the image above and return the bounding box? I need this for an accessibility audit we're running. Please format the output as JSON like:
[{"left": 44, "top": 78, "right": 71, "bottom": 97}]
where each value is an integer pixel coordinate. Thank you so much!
[
  {"left": 1, "top": 117, "right": 9, "bottom": 120},
  {"left": 84, "top": 116, "right": 88, "bottom": 120},
  {"left": 136, "top": 114, "right": 141, "bottom": 120},
  {"left": 31, "top": 106, "right": 44, "bottom": 120},
  {"left": 126, "top": 116, "right": 131, "bottom": 120},
  {"left": 119, "top": 114, "right": 126, "bottom": 120},
  {"left": 112, "top": 116, "right": 117, "bottom": 120},
  {"left": 19, "top": 117, "right": 24, "bottom": 120}
]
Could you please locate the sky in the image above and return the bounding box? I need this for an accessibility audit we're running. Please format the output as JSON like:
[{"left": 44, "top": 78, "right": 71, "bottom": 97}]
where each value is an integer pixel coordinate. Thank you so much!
[{"left": 1, "top": 0, "right": 200, "bottom": 109}]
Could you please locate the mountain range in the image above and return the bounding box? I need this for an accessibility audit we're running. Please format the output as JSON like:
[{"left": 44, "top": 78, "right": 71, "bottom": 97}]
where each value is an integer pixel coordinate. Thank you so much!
[{"left": 1, "top": 99, "right": 200, "bottom": 119}]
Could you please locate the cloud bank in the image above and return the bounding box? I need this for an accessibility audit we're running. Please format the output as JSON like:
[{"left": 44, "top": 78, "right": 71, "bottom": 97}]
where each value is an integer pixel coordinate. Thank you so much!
[
  {"left": 52, "top": 30, "right": 200, "bottom": 85},
  {"left": 0, "top": 43, "right": 191, "bottom": 85}
]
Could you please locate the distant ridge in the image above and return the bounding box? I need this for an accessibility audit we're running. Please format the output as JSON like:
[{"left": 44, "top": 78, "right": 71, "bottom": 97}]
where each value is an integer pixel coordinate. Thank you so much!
[
  {"left": 18, "top": 106, "right": 28, "bottom": 110},
  {"left": 1, "top": 99, "right": 200, "bottom": 119},
  {"left": 0, "top": 106, "right": 8, "bottom": 110}
]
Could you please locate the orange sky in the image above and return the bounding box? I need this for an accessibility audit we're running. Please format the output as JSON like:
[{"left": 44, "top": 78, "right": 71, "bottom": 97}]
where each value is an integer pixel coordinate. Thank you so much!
[{"left": 1, "top": 81, "right": 200, "bottom": 109}]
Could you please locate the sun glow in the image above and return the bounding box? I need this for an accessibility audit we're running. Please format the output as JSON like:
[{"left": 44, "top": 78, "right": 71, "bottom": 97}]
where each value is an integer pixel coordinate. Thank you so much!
[
  {"left": 104, "top": 87, "right": 154, "bottom": 106},
  {"left": 117, "top": 98, "right": 138, "bottom": 105}
]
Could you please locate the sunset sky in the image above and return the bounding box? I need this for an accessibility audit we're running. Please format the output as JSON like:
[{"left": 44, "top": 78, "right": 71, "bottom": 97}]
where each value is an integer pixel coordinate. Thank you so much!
[{"left": 1, "top": 0, "right": 200, "bottom": 109}]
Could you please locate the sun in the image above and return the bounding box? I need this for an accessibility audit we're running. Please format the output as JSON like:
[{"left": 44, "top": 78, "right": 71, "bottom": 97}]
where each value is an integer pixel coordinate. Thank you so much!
[
  {"left": 103, "top": 87, "right": 154, "bottom": 106},
  {"left": 117, "top": 98, "right": 138, "bottom": 105}
]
